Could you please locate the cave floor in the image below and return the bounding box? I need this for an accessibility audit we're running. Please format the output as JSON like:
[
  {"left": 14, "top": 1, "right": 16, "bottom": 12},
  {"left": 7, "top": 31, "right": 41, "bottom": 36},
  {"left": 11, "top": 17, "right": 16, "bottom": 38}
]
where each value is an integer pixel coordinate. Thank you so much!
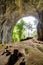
[{"left": 0, "top": 38, "right": 43, "bottom": 65}]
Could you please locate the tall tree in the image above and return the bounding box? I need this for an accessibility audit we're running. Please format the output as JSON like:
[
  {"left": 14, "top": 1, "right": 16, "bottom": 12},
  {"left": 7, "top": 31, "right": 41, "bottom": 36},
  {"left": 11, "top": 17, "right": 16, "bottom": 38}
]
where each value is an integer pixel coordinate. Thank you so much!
[{"left": 12, "top": 19, "right": 26, "bottom": 42}]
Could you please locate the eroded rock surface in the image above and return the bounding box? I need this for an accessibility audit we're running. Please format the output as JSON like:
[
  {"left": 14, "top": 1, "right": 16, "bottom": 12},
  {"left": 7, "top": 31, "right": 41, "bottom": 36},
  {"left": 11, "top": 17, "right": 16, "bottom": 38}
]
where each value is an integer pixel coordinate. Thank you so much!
[{"left": 0, "top": 39, "right": 43, "bottom": 65}]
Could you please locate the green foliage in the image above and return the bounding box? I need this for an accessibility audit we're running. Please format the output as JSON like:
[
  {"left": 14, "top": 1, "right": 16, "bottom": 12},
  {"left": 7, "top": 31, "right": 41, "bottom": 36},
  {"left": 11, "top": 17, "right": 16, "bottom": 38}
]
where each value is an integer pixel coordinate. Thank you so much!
[
  {"left": 12, "top": 19, "right": 26, "bottom": 42},
  {"left": 12, "top": 18, "right": 38, "bottom": 42},
  {"left": 33, "top": 30, "right": 38, "bottom": 38}
]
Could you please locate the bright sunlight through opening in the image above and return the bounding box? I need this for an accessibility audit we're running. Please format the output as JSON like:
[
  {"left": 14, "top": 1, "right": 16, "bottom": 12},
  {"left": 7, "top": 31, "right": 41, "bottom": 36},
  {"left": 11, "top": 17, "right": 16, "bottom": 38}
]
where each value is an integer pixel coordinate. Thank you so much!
[
  {"left": 18, "top": 16, "right": 38, "bottom": 38},
  {"left": 12, "top": 16, "right": 39, "bottom": 42}
]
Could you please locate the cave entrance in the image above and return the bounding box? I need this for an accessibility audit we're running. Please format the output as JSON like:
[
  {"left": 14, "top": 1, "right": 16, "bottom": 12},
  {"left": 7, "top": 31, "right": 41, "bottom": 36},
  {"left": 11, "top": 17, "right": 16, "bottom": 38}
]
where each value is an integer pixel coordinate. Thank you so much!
[{"left": 12, "top": 16, "right": 39, "bottom": 42}]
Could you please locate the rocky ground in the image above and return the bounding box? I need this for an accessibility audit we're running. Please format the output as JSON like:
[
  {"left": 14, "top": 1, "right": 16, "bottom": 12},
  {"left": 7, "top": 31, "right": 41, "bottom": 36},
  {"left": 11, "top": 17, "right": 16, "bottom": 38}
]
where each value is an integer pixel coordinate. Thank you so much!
[{"left": 0, "top": 38, "right": 43, "bottom": 65}]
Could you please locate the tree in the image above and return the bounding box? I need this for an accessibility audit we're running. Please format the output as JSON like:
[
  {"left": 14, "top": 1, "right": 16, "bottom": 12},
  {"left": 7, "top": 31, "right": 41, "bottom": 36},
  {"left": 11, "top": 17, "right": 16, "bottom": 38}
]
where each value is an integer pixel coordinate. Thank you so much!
[{"left": 12, "top": 19, "right": 26, "bottom": 42}]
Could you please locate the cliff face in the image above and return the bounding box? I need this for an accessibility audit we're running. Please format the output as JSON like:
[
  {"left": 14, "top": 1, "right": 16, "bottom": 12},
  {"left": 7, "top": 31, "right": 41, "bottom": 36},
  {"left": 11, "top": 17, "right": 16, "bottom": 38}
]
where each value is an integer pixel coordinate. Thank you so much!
[{"left": 0, "top": 0, "right": 43, "bottom": 43}]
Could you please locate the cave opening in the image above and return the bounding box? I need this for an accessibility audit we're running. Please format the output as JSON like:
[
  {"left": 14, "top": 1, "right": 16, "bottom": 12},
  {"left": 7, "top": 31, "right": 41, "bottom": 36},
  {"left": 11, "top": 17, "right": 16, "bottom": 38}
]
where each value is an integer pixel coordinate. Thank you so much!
[{"left": 12, "top": 16, "right": 39, "bottom": 42}]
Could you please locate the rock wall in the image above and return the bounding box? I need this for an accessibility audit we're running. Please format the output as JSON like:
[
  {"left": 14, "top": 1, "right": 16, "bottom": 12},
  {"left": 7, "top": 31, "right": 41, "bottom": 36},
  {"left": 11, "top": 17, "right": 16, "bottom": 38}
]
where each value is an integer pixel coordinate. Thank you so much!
[
  {"left": 0, "top": 0, "right": 39, "bottom": 43},
  {"left": 37, "top": 10, "right": 43, "bottom": 41}
]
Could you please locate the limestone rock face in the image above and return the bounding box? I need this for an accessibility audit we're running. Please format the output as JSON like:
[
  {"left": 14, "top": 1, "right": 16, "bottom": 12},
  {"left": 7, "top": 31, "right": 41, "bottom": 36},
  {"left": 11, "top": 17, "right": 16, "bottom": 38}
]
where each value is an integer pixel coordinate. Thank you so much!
[
  {"left": 37, "top": 11, "right": 43, "bottom": 41},
  {"left": 0, "top": 0, "right": 43, "bottom": 43},
  {"left": 0, "top": 12, "right": 20, "bottom": 43}
]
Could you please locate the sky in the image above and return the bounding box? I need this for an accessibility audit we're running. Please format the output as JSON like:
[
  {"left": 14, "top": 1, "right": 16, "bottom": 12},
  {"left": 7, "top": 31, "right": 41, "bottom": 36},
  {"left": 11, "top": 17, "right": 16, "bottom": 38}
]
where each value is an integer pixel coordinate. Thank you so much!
[{"left": 18, "top": 16, "right": 38, "bottom": 37}]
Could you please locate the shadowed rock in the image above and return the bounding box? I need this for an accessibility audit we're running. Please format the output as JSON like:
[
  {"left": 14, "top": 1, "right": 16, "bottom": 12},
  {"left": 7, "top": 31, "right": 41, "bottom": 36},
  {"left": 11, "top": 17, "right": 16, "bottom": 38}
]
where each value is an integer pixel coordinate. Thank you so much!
[
  {"left": 5, "top": 49, "right": 23, "bottom": 65},
  {"left": 5, "top": 46, "right": 8, "bottom": 49},
  {"left": 6, "top": 50, "right": 11, "bottom": 56},
  {"left": 9, "top": 45, "right": 12, "bottom": 47},
  {"left": 1, "top": 50, "right": 11, "bottom": 56},
  {"left": 1, "top": 51, "right": 6, "bottom": 55},
  {"left": 20, "top": 37, "right": 33, "bottom": 41},
  {"left": 20, "top": 58, "right": 25, "bottom": 65}
]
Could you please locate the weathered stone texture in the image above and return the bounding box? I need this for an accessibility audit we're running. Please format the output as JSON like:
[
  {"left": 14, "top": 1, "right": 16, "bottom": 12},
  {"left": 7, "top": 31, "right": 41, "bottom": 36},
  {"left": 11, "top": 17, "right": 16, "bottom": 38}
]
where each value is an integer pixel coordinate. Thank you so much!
[{"left": 0, "top": 0, "right": 43, "bottom": 43}]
